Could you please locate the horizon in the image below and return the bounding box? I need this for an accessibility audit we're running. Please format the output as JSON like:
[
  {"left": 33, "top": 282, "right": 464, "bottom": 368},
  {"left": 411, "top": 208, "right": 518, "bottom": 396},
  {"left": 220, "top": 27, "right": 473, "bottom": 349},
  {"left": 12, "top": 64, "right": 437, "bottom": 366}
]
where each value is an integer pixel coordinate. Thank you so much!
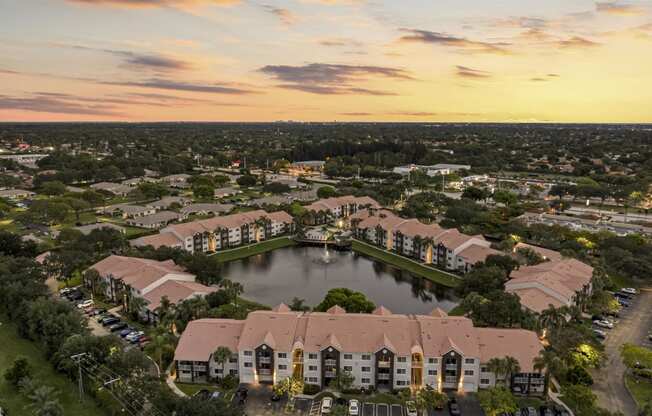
[{"left": 2, "top": 0, "right": 652, "bottom": 123}]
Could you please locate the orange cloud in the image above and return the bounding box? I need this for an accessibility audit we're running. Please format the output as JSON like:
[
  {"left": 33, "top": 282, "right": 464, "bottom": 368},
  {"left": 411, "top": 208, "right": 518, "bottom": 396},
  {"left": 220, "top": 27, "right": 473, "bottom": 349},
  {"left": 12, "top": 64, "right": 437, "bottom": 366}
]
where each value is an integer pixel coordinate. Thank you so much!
[
  {"left": 596, "top": 2, "right": 646, "bottom": 16},
  {"left": 66, "top": 0, "right": 239, "bottom": 8},
  {"left": 556, "top": 36, "right": 601, "bottom": 49},
  {"left": 399, "top": 29, "right": 512, "bottom": 55}
]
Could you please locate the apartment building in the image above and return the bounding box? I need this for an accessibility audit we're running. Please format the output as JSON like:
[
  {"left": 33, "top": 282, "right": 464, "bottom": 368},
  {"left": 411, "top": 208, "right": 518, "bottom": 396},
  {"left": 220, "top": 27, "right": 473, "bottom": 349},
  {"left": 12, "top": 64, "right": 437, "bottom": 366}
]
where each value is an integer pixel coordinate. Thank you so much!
[
  {"left": 130, "top": 209, "right": 294, "bottom": 253},
  {"left": 304, "top": 195, "right": 381, "bottom": 225},
  {"left": 87, "top": 255, "right": 215, "bottom": 321},
  {"left": 354, "top": 210, "right": 500, "bottom": 272},
  {"left": 506, "top": 258, "right": 594, "bottom": 314},
  {"left": 174, "top": 305, "right": 544, "bottom": 395}
]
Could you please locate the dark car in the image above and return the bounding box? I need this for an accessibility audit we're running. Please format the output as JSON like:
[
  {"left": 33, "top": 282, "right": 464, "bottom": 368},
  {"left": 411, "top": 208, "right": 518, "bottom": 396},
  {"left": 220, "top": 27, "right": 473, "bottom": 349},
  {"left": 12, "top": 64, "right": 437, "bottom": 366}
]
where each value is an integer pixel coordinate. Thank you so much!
[
  {"left": 119, "top": 328, "right": 134, "bottom": 337},
  {"left": 66, "top": 291, "right": 84, "bottom": 301},
  {"left": 448, "top": 398, "right": 461, "bottom": 416},
  {"left": 102, "top": 317, "right": 120, "bottom": 326},
  {"left": 98, "top": 314, "right": 115, "bottom": 323},
  {"left": 193, "top": 389, "right": 211, "bottom": 400},
  {"left": 109, "top": 322, "right": 128, "bottom": 332},
  {"left": 616, "top": 291, "right": 633, "bottom": 299}
]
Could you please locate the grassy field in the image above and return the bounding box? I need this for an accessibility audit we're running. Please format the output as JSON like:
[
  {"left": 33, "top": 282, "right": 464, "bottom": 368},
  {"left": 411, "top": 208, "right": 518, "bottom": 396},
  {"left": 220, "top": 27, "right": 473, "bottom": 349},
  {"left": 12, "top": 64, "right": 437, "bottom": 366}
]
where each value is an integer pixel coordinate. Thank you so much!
[
  {"left": 626, "top": 375, "right": 652, "bottom": 410},
  {"left": 212, "top": 237, "right": 296, "bottom": 263},
  {"left": 0, "top": 318, "right": 107, "bottom": 415},
  {"left": 351, "top": 240, "right": 460, "bottom": 287}
]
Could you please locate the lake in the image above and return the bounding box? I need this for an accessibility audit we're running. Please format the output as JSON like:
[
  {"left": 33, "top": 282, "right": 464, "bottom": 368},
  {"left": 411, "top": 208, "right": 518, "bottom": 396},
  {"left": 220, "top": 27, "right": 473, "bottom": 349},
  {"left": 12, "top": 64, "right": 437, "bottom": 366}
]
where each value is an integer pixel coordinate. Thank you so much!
[{"left": 222, "top": 245, "right": 458, "bottom": 314}]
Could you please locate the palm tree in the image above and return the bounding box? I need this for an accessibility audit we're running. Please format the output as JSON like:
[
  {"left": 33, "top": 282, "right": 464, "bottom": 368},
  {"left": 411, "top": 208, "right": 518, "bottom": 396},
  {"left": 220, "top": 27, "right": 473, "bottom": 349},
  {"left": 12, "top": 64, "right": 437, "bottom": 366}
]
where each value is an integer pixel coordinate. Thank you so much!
[
  {"left": 416, "top": 387, "right": 448, "bottom": 412},
  {"left": 145, "top": 325, "right": 176, "bottom": 371},
  {"left": 533, "top": 349, "right": 565, "bottom": 394},
  {"left": 486, "top": 358, "right": 507, "bottom": 385},
  {"left": 219, "top": 279, "right": 244, "bottom": 307},
  {"left": 25, "top": 385, "right": 63, "bottom": 416},
  {"left": 212, "top": 346, "right": 232, "bottom": 379},
  {"left": 503, "top": 356, "right": 521, "bottom": 388},
  {"left": 128, "top": 296, "right": 148, "bottom": 321},
  {"left": 538, "top": 305, "right": 566, "bottom": 334},
  {"left": 154, "top": 295, "right": 175, "bottom": 331}
]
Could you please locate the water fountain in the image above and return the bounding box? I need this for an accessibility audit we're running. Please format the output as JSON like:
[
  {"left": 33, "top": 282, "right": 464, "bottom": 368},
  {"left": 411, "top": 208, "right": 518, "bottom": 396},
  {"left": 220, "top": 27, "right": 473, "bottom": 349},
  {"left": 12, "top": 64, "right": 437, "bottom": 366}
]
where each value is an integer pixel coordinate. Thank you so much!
[{"left": 313, "top": 242, "right": 337, "bottom": 265}]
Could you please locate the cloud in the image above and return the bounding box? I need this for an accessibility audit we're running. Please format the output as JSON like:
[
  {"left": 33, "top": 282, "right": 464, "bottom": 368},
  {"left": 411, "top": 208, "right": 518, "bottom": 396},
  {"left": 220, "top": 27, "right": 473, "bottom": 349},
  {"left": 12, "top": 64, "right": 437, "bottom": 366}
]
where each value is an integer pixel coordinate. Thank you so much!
[
  {"left": 556, "top": 36, "right": 601, "bottom": 48},
  {"left": 338, "top": 112, "right": 374, "bottom": 116},
  {"left": 319, "top": 38, "right": 364, "bottom": 48},
  {"left": 455, "top": 65, "right": 491, "bottom": 79},
  {"left": 398, "top": 29, "right": 511, "bottom": 54},
  {"left": 65, "top": 0, "right": 239, "bottom": 8},
  {"left": 102, "top": 78, "right": 256, "bottom": 94},
  {"left": 259, "top": 62, "right": 412, "bottom": 95},
  {"left": 596, "top": 2, "right": 646, "bottom": 16},
  {"left": 491, "top": 16, "right": 549, "bottom": 29},
  {"left": 262, "top": 5, "right": 298, "bottom": 25},
  {"left": 64, "top": 44, "right": 192, "bottom": 72},
  {"left": 0, "top": 93, "right": 122, "bottom": 116}
]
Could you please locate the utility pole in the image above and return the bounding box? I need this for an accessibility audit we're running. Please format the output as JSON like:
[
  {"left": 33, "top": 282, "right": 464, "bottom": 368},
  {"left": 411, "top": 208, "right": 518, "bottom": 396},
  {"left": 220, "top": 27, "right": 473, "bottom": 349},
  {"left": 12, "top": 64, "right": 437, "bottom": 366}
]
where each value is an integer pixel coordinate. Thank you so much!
[{"left": 71, "top": 353, "right": 87, "bottom": 402}]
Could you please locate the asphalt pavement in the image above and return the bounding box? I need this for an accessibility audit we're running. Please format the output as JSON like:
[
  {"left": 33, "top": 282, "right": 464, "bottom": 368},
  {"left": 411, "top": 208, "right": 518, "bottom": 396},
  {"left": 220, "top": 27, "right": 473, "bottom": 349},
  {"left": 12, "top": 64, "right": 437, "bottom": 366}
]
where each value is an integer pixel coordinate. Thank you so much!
[{"left": 592, "top": 288, "right": 652, "bottom": 415}]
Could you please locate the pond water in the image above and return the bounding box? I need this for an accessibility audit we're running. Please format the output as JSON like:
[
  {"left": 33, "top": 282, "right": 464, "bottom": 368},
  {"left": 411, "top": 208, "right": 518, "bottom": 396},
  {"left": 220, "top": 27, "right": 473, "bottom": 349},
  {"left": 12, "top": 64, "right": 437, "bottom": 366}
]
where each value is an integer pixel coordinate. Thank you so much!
[{"left": 222, "top": 245, "right": 458, "bottom": 315}]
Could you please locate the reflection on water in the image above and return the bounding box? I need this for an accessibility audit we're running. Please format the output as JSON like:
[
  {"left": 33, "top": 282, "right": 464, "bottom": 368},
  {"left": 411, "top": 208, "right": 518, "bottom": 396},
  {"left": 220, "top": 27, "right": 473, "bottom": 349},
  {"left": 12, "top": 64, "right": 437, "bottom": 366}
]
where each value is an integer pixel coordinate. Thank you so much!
[{"left": 221, "top": 246, "right": 458, "bottom": 315}]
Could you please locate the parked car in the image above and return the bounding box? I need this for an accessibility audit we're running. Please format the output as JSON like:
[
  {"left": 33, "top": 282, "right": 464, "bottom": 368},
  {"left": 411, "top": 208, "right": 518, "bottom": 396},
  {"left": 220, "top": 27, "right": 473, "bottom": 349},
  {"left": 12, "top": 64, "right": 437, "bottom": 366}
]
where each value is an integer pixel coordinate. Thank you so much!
[
  {"left": 109, "top": 322, "right": 128, "bottom": 332},
  {"left": 616, "top": 291, "right": 634, "bottom": 300},
  {"left": 593, "top": 319, "right": 613, "bottom": 329},
  {"left": 448, "top": 398, "right": 461, "bottom": 416},
  {"left": 593, "top": 329, "right": 607, "bottom": 339},
  {"left": 101, "top": 316, "right": 120, "bottom": 326},
  {"left": 617, "top": 298, "right": 630, "bottom": 307},
  {"left": 66, "top": 291, "right": 84, "bottom": 301},
  {"left": 540, "top": 406, "right": 554, "bottom": 416},
  {"left": 348, "top": 399, "right": 359, "bottom": 416},
  {"left": 119, "top": 328, "right": 134, "bottom": 337},
  {"left": 138, "top": 336, "right": 151, "bottom": 345},
  {"left": 77, "top": 299, "right": 94, "bottom": 309},
  {"left": 91, "top": 308, "right": 107, "bottom": 316},
  {"left": 321, "top": 397, "right": 333, "bottom": 414},
  {"left": 405, "top": 401, "right": 418, "bottom": 416},
  {"left": 621, "top": 287, "right": 638, "bottom": 295},
  {"left": 126, "top": 331, "right": 145, "bottom": 342}
]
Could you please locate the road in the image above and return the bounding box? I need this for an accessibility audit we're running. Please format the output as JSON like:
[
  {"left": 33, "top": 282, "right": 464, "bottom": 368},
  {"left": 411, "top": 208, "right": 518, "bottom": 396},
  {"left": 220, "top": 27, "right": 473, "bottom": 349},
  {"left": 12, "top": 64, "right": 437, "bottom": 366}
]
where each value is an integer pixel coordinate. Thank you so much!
[{"left": 593, "top": 289, "right": 652, "bottom": 415}]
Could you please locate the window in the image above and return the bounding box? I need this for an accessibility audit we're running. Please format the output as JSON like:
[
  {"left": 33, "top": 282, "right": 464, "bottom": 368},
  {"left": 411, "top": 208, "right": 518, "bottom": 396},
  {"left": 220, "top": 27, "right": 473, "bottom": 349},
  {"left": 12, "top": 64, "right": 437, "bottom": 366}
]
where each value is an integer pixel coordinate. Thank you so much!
[
  {"left": 278, "top": 353, "right": 287, "bottom": 359},
  {"left": 362, "top": 354, "right": 371, "bottom": 361},
  {"left": 481, "top": 379, "right": 490, "bottom": 385},
  {"left": 344, "top": 366, "right": 353, "bottom": 372},
  {"left": 428, "top": 370, "right": 437, "bottom": 376},
  {"left": 361, "top": 378, "right": 371, "bottom": 384},
  {"left": 230, "top": 369, "right": 238, "bottom": 376},
  {"left": 278, "top": 365, "right": 287, "bottom": 370},
  {"left": 343, "top": 354, "right": 353, "bottom": 360},
  {"left": 215, "top": 369, "right": 223, "bottom": 374},
  {"left": 244, "top": 362, "right": 253, "bottom": 368},
  {"left": 308, "top": 353, "right": 318, "bottom": 360},
  {"left": 397, "top": 357, "right": 407, "bottom": 363},
  {"left": 481, "top": 366, "right": 488, "bottom": 373},
  {"left": 396, "top": 369, "right": 407, "bottom": 375},
  {"left": 428, "top": 358, "right": 438, "bottom": 364},
  {"left": 362, "top": 367, "right": 371, "bottom": 372},
  {"left": 309, "top": 365, "right": 318, "bottom": 371},
  {"left": 396, "top": 380, "right": 407, "bottom": 386},
  {"left": 465, "top": 358, "right": 475, "bottom": 364},
  {"left": 229, "top": 358, "right": 238, "bottom": 363},
  {"left": 308, "top": 377, "right": 318, "bottom": 383},
  {"left": 244, "top": 351, "right": 253, "bottom": 357},
  {"left": 464, "top": 370, "right": 474, "bottom": 376}
]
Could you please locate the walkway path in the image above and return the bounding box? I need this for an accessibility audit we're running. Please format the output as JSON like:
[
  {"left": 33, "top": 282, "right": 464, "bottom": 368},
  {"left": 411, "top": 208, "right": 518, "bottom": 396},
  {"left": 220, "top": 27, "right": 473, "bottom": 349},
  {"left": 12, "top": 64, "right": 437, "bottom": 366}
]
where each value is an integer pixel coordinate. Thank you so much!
[
  {"left": 166, "top": 363, "right": 187, "bottom": 397},
  {"left": 592, "top": 288, "right": 652, "bottom": 415}
]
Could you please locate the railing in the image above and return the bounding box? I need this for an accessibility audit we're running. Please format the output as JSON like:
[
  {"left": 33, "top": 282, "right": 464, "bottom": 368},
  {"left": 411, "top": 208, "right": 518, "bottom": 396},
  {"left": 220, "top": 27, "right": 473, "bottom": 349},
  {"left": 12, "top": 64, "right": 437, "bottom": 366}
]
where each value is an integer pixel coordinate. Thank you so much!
[
  {"left": 444, "top": 376, "right": 458, "bottom": 384},
  {"left": 377, "top": 373, "right": 391, "bottom": 380},
  {"left": 377, "top": 361, "right": 391, "bottom": 368},
  {"left": 324, "top": 359, "right": 337, "bottom": 366},
  {"left": 324, "top": 371, "right": 337, "bottom": 378},
  {"left": 258, "top": 369, "right": 272, "bottom": 376},
  {"left": 445, "top": 364, "right": 458, "bottom": 371},
  {"left": 258, "top": 357, "right": 272, "bottom": 364}
]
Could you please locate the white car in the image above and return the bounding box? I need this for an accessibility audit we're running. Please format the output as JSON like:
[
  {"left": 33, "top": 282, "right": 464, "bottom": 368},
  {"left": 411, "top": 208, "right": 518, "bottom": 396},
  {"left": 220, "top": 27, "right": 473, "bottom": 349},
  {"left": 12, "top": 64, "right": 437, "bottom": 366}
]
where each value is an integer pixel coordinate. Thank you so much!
[
  {"left": 321, "top": 397, "right": 333, "bottom": 414},
  {"left": 621, "top": 287, "right": 638, "bottom": 295},
  {"left": 126, "top": 331, "right": 145, "bottom": 342},
  {"left": 405, "top": 401, "right": 418, "bottom": 416},
  {"left": 348, "top": 399, "right": 359, "bottom": 416},
  {"left": 77, "top": 299, "right": 94, "bottom": 309},
  {"left": 593, "top": 319, "right": 614, "bottom": 329}
]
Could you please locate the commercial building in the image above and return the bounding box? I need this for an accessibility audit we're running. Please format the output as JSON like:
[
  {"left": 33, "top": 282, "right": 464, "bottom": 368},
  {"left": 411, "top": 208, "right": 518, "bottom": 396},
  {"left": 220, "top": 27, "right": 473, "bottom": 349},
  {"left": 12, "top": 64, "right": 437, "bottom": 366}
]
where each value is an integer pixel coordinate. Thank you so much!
[
  {"left": 354, "top": 210, "right": 500, "bottom": 272},
  {"left": 174, "top": 305, "right": 544, "bottom": 396},
  {"left": 130, "top": 209, "right": 294, "bottom": 253}
]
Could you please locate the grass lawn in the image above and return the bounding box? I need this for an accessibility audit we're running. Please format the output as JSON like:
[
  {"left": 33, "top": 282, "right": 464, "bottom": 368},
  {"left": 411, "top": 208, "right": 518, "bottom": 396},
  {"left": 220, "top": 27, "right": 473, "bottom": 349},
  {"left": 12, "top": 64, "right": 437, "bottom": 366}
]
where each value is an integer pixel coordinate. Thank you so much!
[
  {"left": 212, "top": 237, "right": 296, "bottom": 263},
  {"left": 0, "top": 318, "right": 107, "bottom": 415},
  {"left": 351, "top": 240, "right": 460, "bottom": 287},
  {"left": 626, "top": 375, "right": 652, "bottom": 409},
  {"left": 175, "top": 382, "right": 218, "bottom": 397}
]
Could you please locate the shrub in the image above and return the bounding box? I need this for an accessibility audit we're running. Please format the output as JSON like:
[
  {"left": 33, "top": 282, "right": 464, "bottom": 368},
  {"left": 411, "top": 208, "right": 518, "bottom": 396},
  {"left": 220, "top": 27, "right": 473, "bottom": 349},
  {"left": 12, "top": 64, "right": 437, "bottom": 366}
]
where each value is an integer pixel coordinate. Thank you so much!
[
  {"left": 4, "top": 357, "right": 32, "bottom": 388},
  {"left": 303, "top": 384, "right": 320, "bottom": 395}
]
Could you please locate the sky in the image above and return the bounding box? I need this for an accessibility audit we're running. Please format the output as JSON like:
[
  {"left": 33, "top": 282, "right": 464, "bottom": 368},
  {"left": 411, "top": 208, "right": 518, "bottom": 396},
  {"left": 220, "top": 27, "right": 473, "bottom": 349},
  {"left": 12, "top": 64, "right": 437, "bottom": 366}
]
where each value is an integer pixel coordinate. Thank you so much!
[{"left": 1, "top": 0, "right": 652, "bottom": 122}]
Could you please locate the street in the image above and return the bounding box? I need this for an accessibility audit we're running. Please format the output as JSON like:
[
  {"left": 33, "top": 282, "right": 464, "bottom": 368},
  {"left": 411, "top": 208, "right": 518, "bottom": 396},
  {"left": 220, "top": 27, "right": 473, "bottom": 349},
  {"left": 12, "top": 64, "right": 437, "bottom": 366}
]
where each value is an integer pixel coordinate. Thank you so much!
[{"left": 592, "top": 289, "right": 652, "bottom": 415}]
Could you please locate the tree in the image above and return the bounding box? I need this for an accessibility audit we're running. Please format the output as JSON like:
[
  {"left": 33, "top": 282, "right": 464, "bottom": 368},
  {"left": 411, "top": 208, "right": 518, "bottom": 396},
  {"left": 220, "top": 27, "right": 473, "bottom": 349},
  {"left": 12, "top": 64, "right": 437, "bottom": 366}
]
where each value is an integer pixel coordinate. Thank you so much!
[
  {"left": 315, "top": 288, "right": 375, "bottom": 313},
  {"left": 193, "top": 184, "right": 214, "bottom": 200},
  {"left": 493, "top": 190, "right": 518, "bottom": 206},
  {"left": 236, "top": 175, "right": 257, "bottom": 187},
  {"left": 565, "top": 365, "right": 593, "bottom": 386},
  {"left": 317, "top": 186, "right": 336, "bottom": 199},
  {"left": 219, "top": 279, "right": 244, "bottom": 307},
  {"left": 138, "top": 182, "right": 170, "bottom": 199},
  {"left": 39, "top": 181, "right": 67, "bottom": 196},
  {"left": 484, "top": 255, "right": 520, "bottom": 277},
  {"left": 25, "top": 385, "right": 63, "bottom": 416},
  {"left": 538, "top": 305, "right": 567, "bottom": 334},
  {"left": 533, "top": 349, "right": 565, "bottom": 393},
  {"left": 477, "top": 386, "right": 518, "bottom": 416},
  {"left": 456, "top": 266, "right": 507, "bottom": 298},
  {"left": 462, "top": 186, "right": 489, "bottom": 202},
  {"left": 212, "top": 346, "right": 232, "bottom": 379},
  {"left": 486, "top": 358, "right": 507, "bottom": 385},
  {"left": 328, "top": 370, "right": 354, "bottom": 392},
  {"left": 272, "top": 376, "right": 304, "bottom": 398},
  {"left": 4, "top": 356, "right": 32, "bottom": 387},
  {"left": 263, "top": 182, "right": 291, "bottom": 194},
  {"left": 330, "top": 404, "right": 348, "bottom": 416},
  {"left": 560, "top": 384, "right": 598, "bottom": 416},
  {"left": 128, "top": 296, "right": 148, "bottom": 320},
  {"left": 503, "top": 356, "right": 521, "bottom": 386},
  {"left": 416, "top": 387, "right": 447, "bottom": 411},
  {"left": 289, "top": 297, "right": 310, "bottom": 312},
  {"left": 145, "top": 325, "right": 177, "bottom": 370}
]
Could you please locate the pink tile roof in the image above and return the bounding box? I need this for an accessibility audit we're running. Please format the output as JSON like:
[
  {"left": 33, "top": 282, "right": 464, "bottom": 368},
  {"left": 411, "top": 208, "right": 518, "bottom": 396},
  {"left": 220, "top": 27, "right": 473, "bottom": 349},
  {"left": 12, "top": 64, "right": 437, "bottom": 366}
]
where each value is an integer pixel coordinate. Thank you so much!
[
  {"left": 508, "top": 288, "right": 565, "bottom": 314},
  {"left": 306, "top": 195, "right": 380, "bottom": 212},
  {"left": 174, "top": 319, "right": 244, "bottom": 362},
  {"left": 514, "top": 243, "right": 563, "bottom": 262},
  {"left": 143, "top": 280, "right": 217, "bottom": 311},
  {"left": 89, "top": 255, "right": 193, "bottom": 290},
  {"left": 131, "top": 232, "right": 184, "bottom": 249},
  {"left": 175, "top": 307, "right": 543, "bottom": 370},
  {"left": 458, "top": 244, "right": 502, "bottom": 265}
]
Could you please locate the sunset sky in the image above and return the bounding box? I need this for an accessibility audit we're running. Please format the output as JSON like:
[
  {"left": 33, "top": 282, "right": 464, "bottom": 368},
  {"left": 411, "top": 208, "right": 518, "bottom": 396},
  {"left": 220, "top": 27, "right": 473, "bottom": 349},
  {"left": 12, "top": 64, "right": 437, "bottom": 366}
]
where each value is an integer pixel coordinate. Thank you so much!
[{"left": 1, "top": 0, "right": 651, "bottom": 122}]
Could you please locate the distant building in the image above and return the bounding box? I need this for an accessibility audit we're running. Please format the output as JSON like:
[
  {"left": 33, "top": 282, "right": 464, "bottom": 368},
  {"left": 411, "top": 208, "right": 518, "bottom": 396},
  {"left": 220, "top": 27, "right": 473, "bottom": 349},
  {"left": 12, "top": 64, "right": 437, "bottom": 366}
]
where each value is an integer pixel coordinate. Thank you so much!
[
  {"left": 180, "top": 203, "right": 235, "bottom": 216},
  {"left": 304, "top": 195, "right": 381, "bottom": 225},
  {"left": 393, "top": 164, "right": 471, "bottom": 177},
  {"left": 148, "top": 196, "right": 191, "bottom": 211},
  {"left": 126, "top": 211, "right": 183, "bottom": 229},
  {"left": 214, "top": 187, "right": 242, "bottom": 199},
  {"left": 74, "top": 222, "right": 126, "bottom": 236},
  {"left": 0, "top": 189, "right": 35, "bottom": 199},
  {"left": 90, "top": 182, "right": 132, "bottom": 196},
  {"left": 101, "top": 203, "right": 156, "bottom": 219}
]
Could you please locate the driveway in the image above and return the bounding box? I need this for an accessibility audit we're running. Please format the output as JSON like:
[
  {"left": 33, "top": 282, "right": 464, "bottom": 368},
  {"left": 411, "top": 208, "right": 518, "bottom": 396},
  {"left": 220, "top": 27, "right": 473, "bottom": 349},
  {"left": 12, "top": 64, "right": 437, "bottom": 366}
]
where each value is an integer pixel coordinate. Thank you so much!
[{"left": 592, "top": 288, "right": 652, "bottom": 415}]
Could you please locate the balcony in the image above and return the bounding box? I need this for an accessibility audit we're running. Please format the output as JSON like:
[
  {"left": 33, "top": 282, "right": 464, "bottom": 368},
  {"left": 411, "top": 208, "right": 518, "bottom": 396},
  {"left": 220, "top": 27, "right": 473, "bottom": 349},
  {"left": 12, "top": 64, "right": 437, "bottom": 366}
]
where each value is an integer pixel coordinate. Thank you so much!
[
  {"left": 377, "top": 373, "right": 391, "bottom": 380},
  {"left": 324, "top": 371, "right": 337, "bottom": 378},
  {"left": 258, "top": 357, "right": 272, "bottom": 364},
  {"left": 444, "top": 376, "right": 458, "bottom": 384},
  {"left": 377, "top": 361, "right": 391, "bottom": 368},
  {"left": 258, "top": 369, "right": 272, "bottom": 376},
  {"left": 445, "top": 364, "right": 458, "bottom": 371},
  {"left": 324, "top": 359, "right": 337, "bottom": 366}
]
